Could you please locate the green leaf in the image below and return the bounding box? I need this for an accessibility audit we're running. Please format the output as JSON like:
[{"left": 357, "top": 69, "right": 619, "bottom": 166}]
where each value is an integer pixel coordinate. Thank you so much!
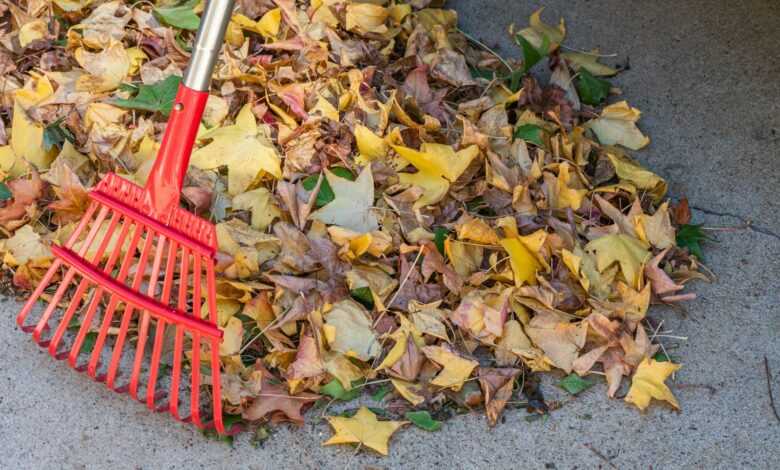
[
  {"left": 558, "top": 373, "right": 594, "bottom": 395},
  {"left": 513, "top": 124, "right": 545, "bottom": 147},
  {"left": 469, "top": 67, "right": 497, "bottom": 81},
  {"left": 404, "top": 410, "right": 442, "bottom": 432},
  {"left": 302, "top": 167, "right": 354, "bottom": 207},
  {"left": 350, "top": 286, "right": 374, "bottom": 310},
  {"left": 371, "top": 384, "right": 392, "bottom": 402},
  {"left": 433, "top": 227, "right": 449, "bottom": 256},
  {"left": 0, "top": 182, "right": 12, "bottom": 201},
  {"left": 43, "top": 118, "right": 75, "bottom": 152},
  {"left": 114, "top": 75, "right": 183, "bottom": 117},
  {"left": 575, "top": 68, "right": 611, "bottom": 106},
  {"left": 320, "top": 379, "right": 362, "bottom": 401},
  {"left": 154, "top": 0, "right": 201, "bottom": 31},
  {"left": 676, "top": 224, "right": 711, "bottom": 260}
]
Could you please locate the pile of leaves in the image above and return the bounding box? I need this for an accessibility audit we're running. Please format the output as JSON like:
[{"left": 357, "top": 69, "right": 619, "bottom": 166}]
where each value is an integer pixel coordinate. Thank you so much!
[{"left": 0, "top": 0, "right": 712, "bottom": 455}]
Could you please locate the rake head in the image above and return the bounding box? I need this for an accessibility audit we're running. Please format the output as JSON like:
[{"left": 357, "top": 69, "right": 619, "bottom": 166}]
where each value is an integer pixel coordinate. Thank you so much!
[{"left": 17, "top": 173, "right": 233, "bottom": 434}]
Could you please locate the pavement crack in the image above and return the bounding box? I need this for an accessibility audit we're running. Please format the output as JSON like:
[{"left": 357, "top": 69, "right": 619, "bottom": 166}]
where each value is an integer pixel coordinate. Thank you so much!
[{"left": 691, "top": 205, "right": 780, "bottom": 242}]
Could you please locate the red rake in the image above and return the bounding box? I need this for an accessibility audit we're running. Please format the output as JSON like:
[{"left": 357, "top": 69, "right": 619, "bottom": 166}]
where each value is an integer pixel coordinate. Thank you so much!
[{"left": 16, "top": 0, "right": 237, "bottom": 434}]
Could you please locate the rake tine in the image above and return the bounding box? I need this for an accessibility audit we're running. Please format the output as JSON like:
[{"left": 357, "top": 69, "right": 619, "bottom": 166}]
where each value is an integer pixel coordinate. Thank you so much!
[
  {"left": 166, "top": 247, "right": 190, "bottom": 418},
  {"left": 206, "top": 257, "right": 226, "bottom": 434},
  {"left": 49, "top": 211, "right": 124, "bottom": 359},
  {"left": 87, "top": 221, "right": 144, "bottom": 380},
  {"left": 128, "top": 235, "right": 168, "bottom": 400},
  {"left": 106, "top": 229, "right": 156, "bottom": 391},
  {"left": 145, "top": 239, "right": 179, "bottom": 408},
  {"left": 31, "top": 206, "right": 111, "bottom": 344},
  {"left": 189, "top": 253, "right": 204, "bottom": 428}
]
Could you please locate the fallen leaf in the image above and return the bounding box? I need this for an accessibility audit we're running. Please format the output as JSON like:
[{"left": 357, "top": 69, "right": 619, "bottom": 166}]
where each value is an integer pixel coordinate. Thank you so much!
[
  {"left": 323, "top": 407, "right": 407, "bottom": 456},
  {"left": 310, "top": 165, "right": 378, "bottom": 233},
  {"left": 422, "top": 345, "right": 478, "bottom": 391},
  {"left": 587, "top": 101, "right": 650, "bottom": 150},
  {"left": 624, "top": 358, "right": 681, "bottom": 411}
]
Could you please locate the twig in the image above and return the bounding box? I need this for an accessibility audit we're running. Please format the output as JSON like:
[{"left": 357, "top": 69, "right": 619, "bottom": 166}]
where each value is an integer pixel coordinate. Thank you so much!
[
  {"left": 584, "top": 443, "right": 618, "bottom": 469},
  {"left": 457, "top": 28, "right": 513, "bottom": 73},
  {"left": 764, "top": 356, "right": 780, "bottom": 424},
  {"left": 691, "top": 206, "right": 780, "bottom": 241}
]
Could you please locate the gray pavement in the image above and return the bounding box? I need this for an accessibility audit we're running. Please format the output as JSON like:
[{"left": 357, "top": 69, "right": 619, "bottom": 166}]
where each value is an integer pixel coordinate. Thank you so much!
[{"left": 2, "top": 1, "right": 779, "bottom": 468}]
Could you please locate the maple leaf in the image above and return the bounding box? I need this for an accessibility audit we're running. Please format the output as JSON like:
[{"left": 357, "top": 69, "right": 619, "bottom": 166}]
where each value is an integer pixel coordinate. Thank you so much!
[
  {"left": 323, "top": 299, "right": 381, "bottom": 361},
  {"left": 585, "top": 234, "right": 651, "bottom": 289},
  {"left": 243, "top": 373, "right": 319, "bottom": 425},
  {"left": 324, "top": 407, "right": 407, "bottom": 455},
  {"left": 587, "top": 101, "right": 650, "bottom": 150},
  {"left": 310, "top": 165, "right": 379, "bottom": 233},
  {"left": 190, "top": 104, "right": 282, "bottom": 195},
  {"left": 422, "top": 345, "right": 478, "bottom": 391},
  {"left": 625, "top": 358, "right": 681, "bottom": 411}
]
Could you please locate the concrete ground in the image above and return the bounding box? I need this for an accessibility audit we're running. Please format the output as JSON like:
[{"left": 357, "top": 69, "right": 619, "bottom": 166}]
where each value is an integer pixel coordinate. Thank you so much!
[{"left": 2, "top": 0, "right": 779, "bottom": 468}]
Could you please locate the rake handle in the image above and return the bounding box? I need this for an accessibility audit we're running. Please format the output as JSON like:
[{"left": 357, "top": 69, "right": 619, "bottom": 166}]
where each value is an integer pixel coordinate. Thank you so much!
[{"left": 145, "top": 0, "right": 235, "bottom": 220}]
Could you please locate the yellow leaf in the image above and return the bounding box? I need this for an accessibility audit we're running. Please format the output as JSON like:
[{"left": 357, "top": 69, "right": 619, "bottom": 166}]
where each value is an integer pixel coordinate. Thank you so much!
[
  {"left": 500, "top": 238, "right": 542, "bottom": 286},
  {"left": 345, "top": 3, "right": 389, "bottom": 35},
  {"left": 323, "top": 352, "right": 364, "bottom": 389},
  {"left": 517, "top": 8, "right": 566, "bottom": 50},
  {"left": 12, "top": 75, "right": 56, "bottom": 170},
  {"left": 19, "top": 20, "right": 47, "bottom": 48},
  {"left": 550, "top": 162, "right": 587, "bottom": 210},
  {"left": 125, "top": 47, "right": 148, "bottom": 75},
  {"left": 324, "top": 299, "right": 381, "bottom": 361},
  {"left": 0, "top": 145, "right": 26, "bottom": 178},
  {"left": 585, "top": 234, "right": 650, "bottom": 289},
  {"left": 354, "top": 124, "right": 387, "bottom": 162},
  {"left": 191, "top": 104, "right": 281, "bottom": 195},
  {"left": 231, "top": 187, "right": 281, "bottom": 230},
  {"left": 422, "top": 345, "right": 478, "bottom": 391},
  {"left": 398, "top": 171, "right": 449, "bottom": 209},
  {"left": 456, "top": 217, "right": 500, "bottom": 245},
  {"left": 393, "top": 143, "right": 479, "bottom": 182},
  {"left": 391, "top": 379, "right": 424, "bottom": 406},
  {"left": 560, "top": 51, "right": 618, "bottom": 76},
  {"left": 495, "top": 319, "right": 532, "bottom": 366},
  {"left": 256, "top": 8, "right": 282, "bottom": 39},
  {"left": 607, "top": 151, "right": 667, "bottom": 201},
  {"left": 323, "top": 407, "right": 407, "bottom": 456},
  {"left": 311, "top": 166, "right": 378, "bottom": 233},
  {"left": 560, "top": 248, "right": 589, "bottom": 290},
  {"left": 525, "top": 313, "right": 587, "bottom": 373},
  {"left": 635, "top": 201, "right": 676, "bottom": 249},
  {"left": 311, "top": 94, "right": 339, "bottom": 121},
  {"left": 74, "top": 42, "right": 130, "bottom": 92},
  {"left": 625, "top": 358, "right": 681, "bottom": 411},
  {"left": 219, "top": 316, "right": 243, "bottom": 356},
  {"left": 4, "top": 225, "right": 51, "bottom": 265},
  {"left": 587, "top": 101, "right": 650, "bottom": 150}
]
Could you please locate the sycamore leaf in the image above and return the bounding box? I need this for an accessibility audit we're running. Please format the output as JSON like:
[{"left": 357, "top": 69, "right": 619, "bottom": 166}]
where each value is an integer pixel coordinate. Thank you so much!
[
  {"left": 525, "top": 313, "right": 587, "bottom": 373},
  {"left": 191, "top": 104, "right": 282, "bottom": 195},
  {"left": 324, "top": 299, "right": 381, "bottom": 361},
  {"left": 323, "top": 407, "right": 407, "bottom": 456},
  {"left": 562, "top": 51, "right": 619, "bottom": 76},
  {"left": 516, "top": 8, "right": 565, "bottom": 51},
  {"left": 405, "top": 411, "right": 442, "bottom": 432},
  {"left": 585, "top": 234, "right": 650, "bottom": 289},
  {"left": 219, "top": 316, "right": 243, "bottom": 356},
  {"left": 12, "top": 75, "right": 57, "bottom": 170},
  {"left": 625, "top": 358, "right": 681, "bottom": 411},
  {"left": 154, "top": 0, "right": 200, "bottom": 31},
  {"left": 310, "top": 165, "right": 378, "bottom": 233},
  {"left": 500, "top": 237, "right": 541, "bottom": 286},
  {"left": 74, "top": 42, "right": 130, "bottom": 93},
  {"left": 231, "top": 187, "right": 281, "bottom": 230},
  {"left": 302, "top": 166, "right": 354, "bottom": 207},
  {"left": 676, "top": 224, "right": 710, "bottom": 260},
  {"left": 576, "top": 69, "right": 611, "bottom": 106},
  {"left": 391, "top": 379, "right": 425, "bottom": 405},
  {"left": 354, "top": 124, "right": 388, "bottom": 162},
  {"left": 393, "top": 143, "right": 479, "bottom": 183},
  {"left": 635, "top": 202, "right": 676, "bottom": 249},
  {"left": 345, "top": 3, "right": 389, "bottom": 35},
  {"left": 4, "top": 225, "right": 51, "bottom": 265},
  {"left": 587, "top": 101, "right": 650, "bottom": 150},
  {"left": 513, "top": 123, "right": 545, "bottom": 147},
  {"left": 398, "top": 171, "right": 449, "bottom": 209},
  {"left": 607, "top": 151, "right": 668, "bottom": 201},
  {"left": 114, "top": 75, "right": 182, "bottom": 116},
  {"left": 559, "top": 373, "right": 594, "bottom": 395},
  {"left": 422, "top": 345, "right": 478, "bottom": 391}
]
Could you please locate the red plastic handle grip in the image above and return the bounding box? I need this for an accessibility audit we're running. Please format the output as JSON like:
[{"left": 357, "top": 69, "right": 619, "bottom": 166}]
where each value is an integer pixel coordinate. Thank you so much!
[{"left": 144, "top": 85, "right": 209, "bottom": 221}]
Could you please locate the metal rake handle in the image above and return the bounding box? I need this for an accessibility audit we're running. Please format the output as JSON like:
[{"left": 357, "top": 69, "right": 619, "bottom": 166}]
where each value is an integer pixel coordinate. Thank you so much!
[{"left": 145, "top": 0, "right": 235, "bottom": 221}]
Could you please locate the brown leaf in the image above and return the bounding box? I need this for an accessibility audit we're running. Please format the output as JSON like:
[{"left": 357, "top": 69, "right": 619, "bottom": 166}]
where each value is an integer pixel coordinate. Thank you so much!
[{"left": 479, "top": 367, "right": 521, "bottom": 427}]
